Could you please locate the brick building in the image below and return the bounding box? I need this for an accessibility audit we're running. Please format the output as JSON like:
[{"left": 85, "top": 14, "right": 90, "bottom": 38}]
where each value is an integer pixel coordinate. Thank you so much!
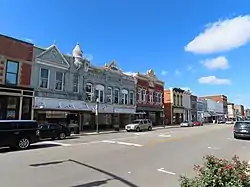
[
  {"left": 134, "top": 69, "right": 164, "bottom": 125},
  {"left": 235, "top": 105, "right": 244, "bottom": 118},
  {"left": 0, "top": 34, "right": 34, "bottom": 120},
  {"left": 199, "top": 94, "right": 228, "bottom": 115}
]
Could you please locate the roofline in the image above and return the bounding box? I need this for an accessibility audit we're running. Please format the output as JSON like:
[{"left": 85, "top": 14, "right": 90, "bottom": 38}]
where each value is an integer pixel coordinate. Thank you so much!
[{"left": 0, "top": 33, "right": 34, "bottom": 46}]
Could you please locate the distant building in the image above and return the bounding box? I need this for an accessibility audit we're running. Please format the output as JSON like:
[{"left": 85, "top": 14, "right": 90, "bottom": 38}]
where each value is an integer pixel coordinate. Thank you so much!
[
  {"left": 227, "top": 102, "right": 236, "bottom": 120},
  {"left": 235, "top": 105, "right": 244, "bottom": 120},
  {"left": 191, "top": 95, "right": 197, "bottom": 121}
]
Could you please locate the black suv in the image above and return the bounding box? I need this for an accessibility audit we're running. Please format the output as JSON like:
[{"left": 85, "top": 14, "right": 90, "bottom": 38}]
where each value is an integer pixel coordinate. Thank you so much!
[
  {"left": 39, "top": 123, "right": 71, "bottom": 140},
  {"left": 0, "top": 120, "right": 40, "bottom": 150}
]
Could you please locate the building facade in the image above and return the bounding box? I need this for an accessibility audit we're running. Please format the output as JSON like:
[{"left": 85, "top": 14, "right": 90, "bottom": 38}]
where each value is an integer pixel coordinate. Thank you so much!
[
  {"left": 31, "top": 43, "right": 136, "bottom": 130},
  {"left": 227, "top": 102, "right": 236, "bottom": 120},
  {"left": 245, "top": 109, "right": 250, "bottom": 119},
  {"left": 197, "top": 98, "right": 204, "bottom": 122},
  {"left": 191, "top": 95, "right": 197, "bottom": 121},
  {"left": 200, "top": 95, "right": 228, "bottom": 116},
  {"left": 164, "top": 88, "right": 184, "bottom": 124},
  {"left": 0, "top": 34, "right": 34, "bottom": 120},
  {"left": 235, "top": 105, "right": 244, "bottom": 120},
  {"left": 183, "top": 90, "right": 191, "bottom": 121},
  {"left": 134, "top": 70, "right": 164, "bottom": 125}
]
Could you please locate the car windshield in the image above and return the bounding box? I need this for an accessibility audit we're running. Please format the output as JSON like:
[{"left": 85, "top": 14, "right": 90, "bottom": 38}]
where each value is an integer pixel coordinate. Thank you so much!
[
  {"left": 131, "top": 120, "right": 140, "bottom": 124},
  {"left": 235, "top": 122, "right": 250, "bottom": 127}
]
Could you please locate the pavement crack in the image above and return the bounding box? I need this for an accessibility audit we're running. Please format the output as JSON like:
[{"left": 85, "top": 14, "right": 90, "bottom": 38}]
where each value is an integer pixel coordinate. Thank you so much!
[{"left": 29, "top": 160, "right": 67, "bottom": 167}]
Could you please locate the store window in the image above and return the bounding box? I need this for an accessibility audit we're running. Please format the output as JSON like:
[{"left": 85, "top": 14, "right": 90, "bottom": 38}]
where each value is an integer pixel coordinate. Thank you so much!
[
  {"left": 21, "top": 97, "right": 32, "bottom": 120},
  {"left": 6, "top": 60, "right": 19, "bottom": 85},
  {"left": 6, "top": 96, "right": 20, "bottom": 120}
]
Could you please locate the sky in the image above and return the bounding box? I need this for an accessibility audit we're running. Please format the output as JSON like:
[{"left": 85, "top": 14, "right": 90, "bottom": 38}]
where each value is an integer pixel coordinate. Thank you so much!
[{"left": 1, "top": 0, "right": 250, "bottom": 107}]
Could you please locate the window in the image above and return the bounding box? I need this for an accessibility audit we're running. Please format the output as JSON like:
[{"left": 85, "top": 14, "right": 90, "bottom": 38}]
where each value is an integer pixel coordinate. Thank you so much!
[
  {"left": 122, "top": 89, "right": 128, "bottom": 104},
  {"left": 177, "top": 95, "right": 179, "bottom": 106},
  {"left": 141, "top": 89, "right": 146, "bottom": 102},
  {"left": 107, "top": 87, "right": 112, "bottom": 104},
  {"left": 137, "top": 89, "right": 142, "bottom": 101},
  {"left": 155, "top": 92, "right": 159, "bottom": 103},
  {"left": 85, "top": 83, "right": 93, "bottom": 101},
  {"left": 55, "top": 72, "right": 64, "bottom": 90},
  {"left": 6, "top": 60, "right": 19, "bottom": 85},
  {"left": 149, "top": 90, "right": 154, "bottom": 103},
  {"left": 129, "top": 92, "right": 134, "bottom": 105},
  {"left": 158, "top": 93, "right": 162, "bottom": 104},
  {"left": 174, "top": 94, "right": 177, "bottom": 105},
  {"left": 95, "top": 84, "right": 104, "bottom": 103},
  {"left": 73, "top": 73, "right": 79, "bottom": 93},
  {"left": 39, "top": 68, "right": 49, "bottom": 88},
  {"left": 114, "top": 89, "right": 119, "bottom": 104}
]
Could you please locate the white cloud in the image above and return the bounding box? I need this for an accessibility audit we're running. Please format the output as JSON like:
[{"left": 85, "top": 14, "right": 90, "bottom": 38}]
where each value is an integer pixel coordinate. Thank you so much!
[
  {"left": 200, "top": 56, "right": 229, "bottom": 70},
  {"left": 175, "top": 69, "right": 181, "bottom": 75},
  {"left": 198, "top": 76, "right": 231, "bottom": 85},
  {"left": 161, "top": 70, "right": 168, "bottom": 76},
  {"left": 185, "top": 15, "right": 250, "bottom": 54}
]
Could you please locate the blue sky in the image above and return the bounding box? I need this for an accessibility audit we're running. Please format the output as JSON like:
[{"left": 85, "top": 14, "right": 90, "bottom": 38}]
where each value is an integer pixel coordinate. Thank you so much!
[{"left": 1, "top": 0, "right": 250, "bottom": 106}]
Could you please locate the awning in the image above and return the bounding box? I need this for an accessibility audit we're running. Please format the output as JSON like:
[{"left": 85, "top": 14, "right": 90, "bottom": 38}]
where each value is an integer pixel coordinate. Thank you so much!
[
  {"left": 114, "top": 108, "right": 136, "bottom": 114},
  {"left": 203, "top": 112, "right": 211, "bottom": 117},
  {"left": 34, "top": 97, "right": 91, "bottom": 111},
  {"left": 208, "top": 111, "right": 217, "bottom": 116}
]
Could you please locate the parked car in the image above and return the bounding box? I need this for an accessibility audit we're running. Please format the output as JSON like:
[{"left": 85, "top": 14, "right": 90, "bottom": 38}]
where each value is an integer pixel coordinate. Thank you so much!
[
  {"left": 217, "top": 120, "right": 225, "bottom": 124},
  {"left": 233, "top": 121, "right": 250, "bottom": 139},
  {"left": 193, "top": 121, "right": 203, "bottom": 126},
  {"left": 125, "top": 119, "right": 152, "bottom": 132},
  {"left": 39, "top": 123, "right": 71, "bottom": 140},
  {"left": 180, "top": 121, "right": 193, "bottom": 127},
  {"left": 226, "top": 120, "right": 234, "bottom": 124},
  {"left": 0, "top": 120, "right": 40, "bottom": 150}
]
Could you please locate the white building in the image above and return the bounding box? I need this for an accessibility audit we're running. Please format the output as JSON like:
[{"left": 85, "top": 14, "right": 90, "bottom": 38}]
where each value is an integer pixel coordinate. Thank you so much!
[
  {"left": 197, "top": 98, "right": 204, "bottom": 122},
  {"left": 182, "top": 90, "right": 191, "bottom": 121},
  {"left": 227, "top": 103, "right": 236, "bottom": 119}
]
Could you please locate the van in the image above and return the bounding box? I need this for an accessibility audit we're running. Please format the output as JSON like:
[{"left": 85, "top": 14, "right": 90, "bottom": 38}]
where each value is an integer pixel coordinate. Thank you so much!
[{"left": 0, "top": 120, "right": 40, "bottom": 150}]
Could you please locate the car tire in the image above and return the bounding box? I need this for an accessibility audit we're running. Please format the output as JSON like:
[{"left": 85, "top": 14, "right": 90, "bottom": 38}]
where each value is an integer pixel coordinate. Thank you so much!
[
  {"left": 136, "top": 127, "right": 140, "bottom": 132},
  {"left": 59, "top": 132, "right": 66, "bottom": 140},
  {"left": 234, "top": 134, "right": 238, "bottom": 139},
  {"left": 148, "top": 126, "right": 152, "bottom": 131},
  {"left": 17, "top": 137, "right": 30, "bottom": 150},
  {"left": 126, "top": 130, "right": 130, "bottom": 132}
]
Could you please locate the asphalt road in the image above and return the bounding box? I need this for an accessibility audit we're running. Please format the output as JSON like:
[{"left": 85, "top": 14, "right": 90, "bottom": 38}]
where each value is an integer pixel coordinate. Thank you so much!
[{"left": 0, "top": 124, "right": 250, "bottom": 187}]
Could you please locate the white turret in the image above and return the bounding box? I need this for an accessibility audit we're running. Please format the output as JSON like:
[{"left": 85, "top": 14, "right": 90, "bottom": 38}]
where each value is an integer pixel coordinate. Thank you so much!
[{"left": 72, "top": 43, "right": 83, "bottom": 68}]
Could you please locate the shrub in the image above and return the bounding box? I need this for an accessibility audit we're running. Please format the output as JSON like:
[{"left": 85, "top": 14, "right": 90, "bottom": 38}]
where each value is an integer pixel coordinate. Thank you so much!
[{"left": 179, "top": 155, "right": 250, "bottom": 187}]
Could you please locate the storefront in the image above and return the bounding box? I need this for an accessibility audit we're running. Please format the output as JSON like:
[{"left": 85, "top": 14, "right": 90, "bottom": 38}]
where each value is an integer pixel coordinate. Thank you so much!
[
  {"left": 172, "top": 107, "right": 184, "bottom": 124},
  {"left": 33, "top": 97, "right": 92, "bottom": 130},
  {"left": 136, "top": 107, "right": 163, "bottom": 126},
  {"left": 114, "top": 106, "right": 136, "bottom": 128},
  {"left": 0, "top": 85, "right": 34, "bottom": 120}
]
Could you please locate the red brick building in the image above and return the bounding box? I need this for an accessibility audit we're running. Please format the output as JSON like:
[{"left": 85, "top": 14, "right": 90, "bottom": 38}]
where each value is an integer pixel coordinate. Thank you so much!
[
  {"left": 134, "top": 69, "right": 164, "bottom": 125},
  {"left": 0, "top": 34, "right": 34, "bottom": 120}
]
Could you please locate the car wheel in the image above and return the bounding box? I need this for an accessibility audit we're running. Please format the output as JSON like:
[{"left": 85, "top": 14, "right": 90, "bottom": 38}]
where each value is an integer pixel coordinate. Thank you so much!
[
  {"left": 234, "top": 134, "right": 238, "bottom": 139},
  {"left": 126, "top": 130, "right": 130, "bottom": 132},
  {"left": 59, "top": 132, "right": 66, "bottom": 140},
  {"left": 17, "top": 138, "right": 30, "bottom": 150},
  {"left": 136, "top": 127, "right": 140, "bottom": 132},
  {"left": 148, "top": 126, "right": 152, "bottom": 131}
]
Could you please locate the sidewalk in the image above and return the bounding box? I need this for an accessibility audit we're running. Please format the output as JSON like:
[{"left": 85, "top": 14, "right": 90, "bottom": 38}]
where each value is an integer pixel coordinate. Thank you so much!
[{"left": 73, "top": 125, "right": 180, "bottom": 136}]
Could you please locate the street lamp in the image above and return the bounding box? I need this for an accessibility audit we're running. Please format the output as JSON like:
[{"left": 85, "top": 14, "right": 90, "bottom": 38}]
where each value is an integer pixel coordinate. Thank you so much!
[{"left": 96, "top": 98, "right": 100, "bottom": 133}]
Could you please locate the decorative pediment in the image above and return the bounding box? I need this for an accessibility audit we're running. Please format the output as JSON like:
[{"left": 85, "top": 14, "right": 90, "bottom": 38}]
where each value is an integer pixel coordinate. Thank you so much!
[
  {"left": 36, "top": 44, "right": 70, "bottom": 68},
  {"left": 104, "top": 60, "right": 122, "bottom": 73}
]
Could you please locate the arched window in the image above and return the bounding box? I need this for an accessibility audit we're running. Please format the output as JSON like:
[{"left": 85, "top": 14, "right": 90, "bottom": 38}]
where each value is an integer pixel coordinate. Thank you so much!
[
  {"left": 122, "top": 89, "right": 129, "bottom": 104},
  {"left": 85, "top": 83, "right": 93, "bottom": 101},
  {"left": 114, "top": 88, "right": 119, "bottom": 104},
  {"left": 95, "top": 84, "right": 105, "bottom": 103},
  {"left": 107, "top": 87, "right": 112, "bottom": 104}
]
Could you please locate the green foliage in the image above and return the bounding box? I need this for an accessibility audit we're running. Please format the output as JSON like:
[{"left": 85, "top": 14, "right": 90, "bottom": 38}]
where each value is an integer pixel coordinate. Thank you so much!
[{"left": 180, "top": 155, "right": 250, "bottom": 187}]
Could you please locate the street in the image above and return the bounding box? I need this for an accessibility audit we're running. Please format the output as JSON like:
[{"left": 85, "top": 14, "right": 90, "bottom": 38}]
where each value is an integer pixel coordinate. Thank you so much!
[{"left": 0, "top": 124, "right": 250, "bottom": 187}]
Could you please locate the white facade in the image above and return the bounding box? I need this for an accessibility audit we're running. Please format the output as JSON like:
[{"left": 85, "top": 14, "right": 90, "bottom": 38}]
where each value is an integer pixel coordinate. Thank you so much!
[
  {"left": 228, "top": 104, "right": 235, "bottom": 118},
  {"left": 215, "top": 102, "right": 223, "bottom": 113},
  {"left": 207, "top": 99, "right": 216, "bottom": 112},
  {"left": 182, "top": 90, "right": 191, "bottom": 121}
]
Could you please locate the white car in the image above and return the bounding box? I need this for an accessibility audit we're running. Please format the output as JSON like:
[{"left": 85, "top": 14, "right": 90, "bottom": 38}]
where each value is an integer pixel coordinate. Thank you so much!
[
  {"left": 180, "top": 121, "right": 193, "bottom": 127},
  {"left": 225, "top": 120, "right": 234, "bottom": 124},
  {"left": 125, "top": 119, "right": 152, "bottom": 132}
]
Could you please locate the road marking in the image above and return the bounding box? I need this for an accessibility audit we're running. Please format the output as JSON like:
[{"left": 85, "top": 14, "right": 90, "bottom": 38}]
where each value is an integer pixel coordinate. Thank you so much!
[
  {"left": 34, "top": 141, "right": 72, "bottom": 146},
  {"left": 134, "top": 132, "right": 149, "bottom": 136},
  {"left": 111, "top": 136, "right": 139, "bottom": 141},
  {"left": 208, "top": 146, "right": 220, "bottom": 150},
  {"left": 116, "top": 141, "right": 143, "bottom": 147},
  {"left": 158, "top": 134, "right": 172, "bottom": 138},
  {"left": 101, "top": 140, "right": 116, "bottom": 144},
  {"left": 157, "top": 168, "right": 176, "bottom": 175}
]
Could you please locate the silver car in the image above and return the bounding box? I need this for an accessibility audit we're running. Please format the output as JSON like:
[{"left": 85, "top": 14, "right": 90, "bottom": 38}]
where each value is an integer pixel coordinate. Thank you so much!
[
  {"left": 180, "top": 121, "right": 193, "bottom": 127},
  {"left": 125, "top": 119, "right": 153, "bottom": 132}
]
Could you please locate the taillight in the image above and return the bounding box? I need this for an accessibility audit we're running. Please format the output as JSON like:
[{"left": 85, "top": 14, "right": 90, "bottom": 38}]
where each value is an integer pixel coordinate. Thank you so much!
[{"left": 233, "top": 126, "right": 236, "bottom": 132}]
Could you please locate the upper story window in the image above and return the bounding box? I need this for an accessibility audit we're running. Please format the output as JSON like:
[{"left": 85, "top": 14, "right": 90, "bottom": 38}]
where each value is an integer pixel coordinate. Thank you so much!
[
  {"left": 180, "top": 95, "right": 183, "bottom": 106},
  {"left": 107, "top": 87, "right": 112, "bottom": 104},
  {"left": 177, "top": 95, "right": 180, "bottom": 106},
  {"left": 141, "top": 89, "right": 146, "bottom": 102},
  {"left": 173, "top": 94, "right": 177, "bottom": 105},
  {"left": 114, "top": 89, "right": 119, "bottom": 104},
  {"left": 85, "top": 83, "right": 93, "bottom": 102},
  {"left": 158, "top": 93, "right": 162, "bottom": 104},
  {"left": 73, "top": 73, "right": 79, "bottom": 93},
  {"left": 149, "top": 90, "right": 154, "bottom": 103},
  {"left": 55, "top": 71, "right": 64, "bottom": 91},
  {"left": 6, "top": 60, "right": 19, "bottom": 85},
  {"left": 95, "top": 84, "right": 104, "bottom": 103},
  {"left": 129, "top": 92, "right": 134, "bottom": 105},
  {"left": 121, "top": 89, "right": 128, "bottom": 104},
  {"left": 137, "top": 89, "right": 142, "bottom": 101},
  {"left": 39, "top": 68, "right": 49, "bottom": 88}
]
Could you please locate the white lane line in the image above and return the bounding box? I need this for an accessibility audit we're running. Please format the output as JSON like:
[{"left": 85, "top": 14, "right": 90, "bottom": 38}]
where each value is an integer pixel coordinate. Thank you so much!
[
  {"left": 116, "top": 141, "right": 143, "bottom": 147},
  {"left": 157, "top": 168, "right": 176, "bottom": 175},
  {"left": 34, "top": 141, "right": 72, "bottom": 146},
  {"left": 111, "top": 136, "right": 139, "bottom": 141},
  {"left": 134, "top": 132, "right": 149, "bottom": 136},
  {"left": 208, "top": 146, "right": 220, "bottom": 150},
  {"left": 158, "top": 134, "right": 172, "bottom": 138},
  {"left": 101, "top": 140, "right": 116, "bottom": 144}
]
